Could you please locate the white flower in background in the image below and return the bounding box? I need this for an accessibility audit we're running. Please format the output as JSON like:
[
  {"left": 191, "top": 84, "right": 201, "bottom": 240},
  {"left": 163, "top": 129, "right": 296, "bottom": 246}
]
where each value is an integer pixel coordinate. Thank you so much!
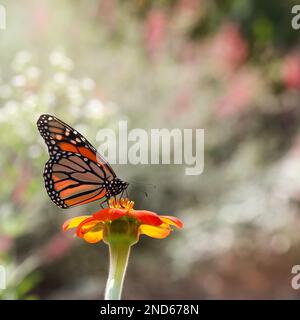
[
  {"left": 84, "top": 99, "right": 105, "bottom": 118},
  {"left": 50, "top": 51, "right": 65, "bottom": 65},
  {"left": 43, "top": 93, "right": 56, "bottom": 107},
  {"left": 23, "top": 94, "right": 38, "bottom": 110},
  {"left": 67, "top": 83, "right": 83, "bottom": 106},
  {"left": 3, "top": 100, "right": 19, "bottom": 116},
  {"left": 81, "top": 78, "right": 95, "bottom": 91},
  {"left": 11, "top": 75, "right": 26, "bottom": 87},
  {"left": 26, "top": 67, "right": 41, "bottom": 79},
  {"left": 69, "top": 105, "right": 81, "bottom": 118},
  {"left": 50, "top": 51, "right": 74, "bottom": 71},
  {"left": 0, "top": 100, "right": 19, "bottom": 122},
  {"left": 62, "top": 58, "right": 74, "bottom": 71},
  {"left": 12, "top": 51, "right": 32, "bottom": 71},
  {"left": 53, "top": 72, "right": 67, "bottom": 85}
]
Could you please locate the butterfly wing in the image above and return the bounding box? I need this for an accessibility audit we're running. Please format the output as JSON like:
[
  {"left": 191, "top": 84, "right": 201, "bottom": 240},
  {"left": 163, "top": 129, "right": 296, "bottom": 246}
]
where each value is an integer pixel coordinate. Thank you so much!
[
  {"left": 37, "top": 114, "right": 118, "bottom": 208},
  {"left": 44, "top": 152, "right": 109, "bottom": 208},
  {"left": 37, "top": 114, "right": 115, "bottom": 177}
]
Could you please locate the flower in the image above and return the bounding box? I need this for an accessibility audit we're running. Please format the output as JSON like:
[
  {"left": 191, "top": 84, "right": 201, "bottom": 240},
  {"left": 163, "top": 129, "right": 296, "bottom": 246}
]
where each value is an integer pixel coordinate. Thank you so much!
[
  {"left": 62, "top": 198, "right": 182, "bottom": 300},
  {"left": 144, "top": 9, "right": 168, "bottom": 57},
  {"left": 0, "top": 235, "right": 13, "bottom": 253},
  {"left": 282, "top": 54, "right": 300, "bottom": 90},
  {"left": 63, "top": 198, "right": 183, "bottom": 244},
  {"left": 214, "top": 70, "right": 256, "bottom": 118},
  {"left": 210, "top": 22, "right": 248, "bottom": 73},
  {"left": 63, "top": 198, "right": 183, "bottom": 299}
]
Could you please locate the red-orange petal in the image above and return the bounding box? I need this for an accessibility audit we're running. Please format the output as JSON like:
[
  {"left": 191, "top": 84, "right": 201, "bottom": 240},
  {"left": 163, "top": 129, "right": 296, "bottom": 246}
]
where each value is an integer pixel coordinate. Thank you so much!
[
  {"left": 130, "top": 210, "right": 162, "bottom": 226},
  {"left": 160, "top": 216, "right": 183, "bottom": 229},
  {"left": 92, "top": 208, "right": 126, "bottom": 221},
  {"left": 76, "top": 217, "right": 100, "bottom": 237}
]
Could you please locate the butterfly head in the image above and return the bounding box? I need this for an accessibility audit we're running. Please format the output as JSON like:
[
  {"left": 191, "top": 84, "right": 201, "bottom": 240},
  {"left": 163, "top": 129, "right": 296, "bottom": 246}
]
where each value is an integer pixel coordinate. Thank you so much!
[{"left": 105, "top": 178, "right": 129, "bottom": 198}]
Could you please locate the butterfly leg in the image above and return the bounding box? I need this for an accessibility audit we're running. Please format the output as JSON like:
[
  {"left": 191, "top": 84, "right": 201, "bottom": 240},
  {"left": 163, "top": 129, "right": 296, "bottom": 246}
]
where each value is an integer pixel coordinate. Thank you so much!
[{"left": 99, "top": 198, "right": 108, "bottom": 208}]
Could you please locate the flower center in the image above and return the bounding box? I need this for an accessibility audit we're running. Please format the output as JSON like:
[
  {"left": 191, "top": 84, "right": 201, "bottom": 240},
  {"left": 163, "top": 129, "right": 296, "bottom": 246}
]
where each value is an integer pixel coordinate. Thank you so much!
[
  {"left": 103, "top": 218, "right": 139, "bottom": 246},
  {"left": 109, "top": 198, "right": 134, "bottom": 211},
  {"left": 103, "top": 198, "right": 139, "bottom": 245}
]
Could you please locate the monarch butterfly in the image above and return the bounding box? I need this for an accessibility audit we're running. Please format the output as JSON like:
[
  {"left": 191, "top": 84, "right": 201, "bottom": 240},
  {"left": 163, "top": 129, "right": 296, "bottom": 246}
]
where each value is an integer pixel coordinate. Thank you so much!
[{"left": 37, "top": 114, "right": 129, "bottom": 209}]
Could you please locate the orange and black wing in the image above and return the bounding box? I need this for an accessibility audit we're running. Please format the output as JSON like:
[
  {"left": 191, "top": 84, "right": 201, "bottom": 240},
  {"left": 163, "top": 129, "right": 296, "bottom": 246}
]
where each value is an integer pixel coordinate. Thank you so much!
[
  {"left": 43, "top": 152, "right": 109, "bottom": 208},
  {"left": 37, "top": 114, "right": 115, "bottom": 178},
  {"left": 37, "top": 114, "right": 117, "bottom": 208}
]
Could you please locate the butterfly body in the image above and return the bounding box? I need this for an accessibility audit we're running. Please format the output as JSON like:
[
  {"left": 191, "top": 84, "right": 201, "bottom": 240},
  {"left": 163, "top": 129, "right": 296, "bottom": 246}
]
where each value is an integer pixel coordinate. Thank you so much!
[{"left": 37, "top": 114, "right": 128, "bottom": 209}]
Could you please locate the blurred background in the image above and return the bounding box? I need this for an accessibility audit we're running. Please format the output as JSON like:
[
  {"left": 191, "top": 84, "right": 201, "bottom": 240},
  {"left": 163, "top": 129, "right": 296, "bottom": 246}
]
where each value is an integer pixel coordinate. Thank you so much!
[{"left": 1, "top": 0, "right": 300, "bottom": 299}]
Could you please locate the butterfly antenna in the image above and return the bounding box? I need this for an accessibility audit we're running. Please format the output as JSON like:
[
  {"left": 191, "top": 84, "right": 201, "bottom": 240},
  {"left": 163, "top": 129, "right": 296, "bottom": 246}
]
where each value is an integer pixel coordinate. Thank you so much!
[
  {"left": 128, "top": 179, "right": 157, "bottom": 189},
  {"left": 127, "top": 180, "right": 156, "bottom": 200}
]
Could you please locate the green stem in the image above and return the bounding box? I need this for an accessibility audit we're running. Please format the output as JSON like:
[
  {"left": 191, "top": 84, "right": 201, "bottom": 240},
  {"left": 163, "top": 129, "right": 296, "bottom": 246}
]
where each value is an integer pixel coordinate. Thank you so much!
[{"left": 104, "top": 241, "right": 131, "bottom": 300}]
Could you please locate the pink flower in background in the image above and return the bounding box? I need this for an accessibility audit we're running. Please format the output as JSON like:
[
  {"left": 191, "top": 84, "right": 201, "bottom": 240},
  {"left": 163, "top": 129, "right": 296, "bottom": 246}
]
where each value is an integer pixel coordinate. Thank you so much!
[
  {"left": 177, "top": 42, "right": 199, "bottom": 63},
  {"left": 97, "top": 0, "right": 117, "bottom": 31},
  {"left": 32, "top": 4, "right": 50, "bottom": 37},
  {"left": 215, "top": 71, "right": 255, "bottom": 118},
  {"left": 168, "top": 89, "right": 192, "bottom": 119},
  {"left": 211, "top": 23, "right": 248, "bottom": 72},
  {"left": 290, "top": 135, "right": 300, "bottom": 156},
  {"left": 177, "top": 0, "right": 200, "bottom": 11},
  {"left": 144, "top": 9, "right": 168, "bottom": 57},
  {"left": 40, "top": 233, "right": 73, "bottom": 263},
  {"left": 282, "top": 54, "right": 300, "bottom": 90},
  {"left": 0, "top": 235, "right": 13, "bottom": 253},
  {"left": 11, "top": 164, "right": 32, "bottom": 206}
]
